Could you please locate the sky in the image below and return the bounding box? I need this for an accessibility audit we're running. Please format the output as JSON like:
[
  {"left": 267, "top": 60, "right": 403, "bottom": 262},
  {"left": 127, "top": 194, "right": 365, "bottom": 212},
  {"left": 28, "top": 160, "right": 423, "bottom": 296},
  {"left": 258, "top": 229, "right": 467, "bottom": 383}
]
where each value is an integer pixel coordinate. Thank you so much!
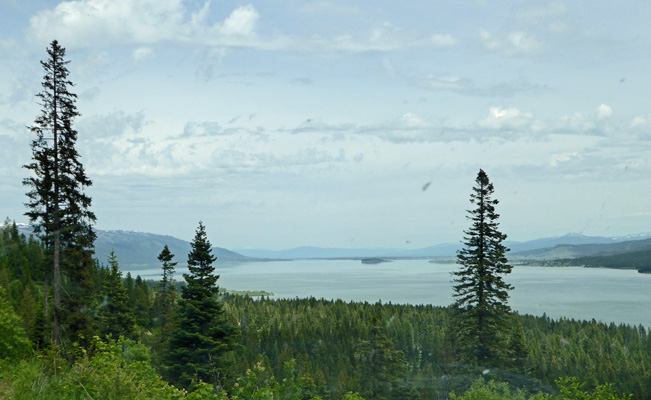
[{"left": 1, "top": 1, "right": 651, "bottom": 250}]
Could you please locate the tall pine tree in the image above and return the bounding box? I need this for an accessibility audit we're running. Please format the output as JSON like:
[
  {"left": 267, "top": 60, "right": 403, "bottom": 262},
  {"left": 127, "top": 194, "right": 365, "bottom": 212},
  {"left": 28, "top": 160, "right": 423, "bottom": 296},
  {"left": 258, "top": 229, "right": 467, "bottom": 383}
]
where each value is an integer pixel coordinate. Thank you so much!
[
  {"left": 453, "top": 169, "right": 513, "bottom": 365},
  {"left": 164, "top": 222, "right": 238, "bottom": 389},
  {"left": 23, "top": 40, "right": 96, "bottom": 346}
]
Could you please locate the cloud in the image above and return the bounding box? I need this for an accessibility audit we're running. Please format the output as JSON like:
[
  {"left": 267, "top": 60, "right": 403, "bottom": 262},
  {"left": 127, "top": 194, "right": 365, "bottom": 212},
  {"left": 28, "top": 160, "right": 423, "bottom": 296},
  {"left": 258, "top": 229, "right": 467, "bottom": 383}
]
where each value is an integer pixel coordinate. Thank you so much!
[
  {"left": 78, "top": 111, "right": 148, "bottom": 139},
  {"left": 596, "top": 104, "right": 613, "bottom": 119},
  {"left": 310, "top": 24, "right": 457, "bottom": 54},
  {"left": 295, "top": 1, "right": 360, "bottom": 15},
  {"left": 550, "top": 152, "right": 582, "bottom": 168},
  {"left": 480, "top": 29, "right": 543, "bottom": 55},
  {"left": 478, "top": 107, "right": 540, "bottom": 131},
  {"left": 27, "top": 1, "right": 260, "bottom": 48},
  {"left": 196, "top": 48, "right": 227, "bottom": 81},
  {"left": 409, "top": 73, "right": 547, "bottom": 97},
  {"left": 26, "top": 0, "right": 456, "bottom": 56},
  {"left": 132, "top": 47, "right": 154, "bottom": 63},
  {"left": 517, "top": 3, "right": 568, "bottom": 24},
  {"left": 219, "top": 4, "right": 258, "bottom": 36},
  {"left": 630, "top": 115, "right": 648, "bottom": 128},
  {"left": 558, "top": 112, "right": 596, "bottom": 133},
  {"left": 415, "top": 75, "right": 472, "bottom": 92},
  {"left": 431, "top": 34, "right": 457, "bottom": 47}
]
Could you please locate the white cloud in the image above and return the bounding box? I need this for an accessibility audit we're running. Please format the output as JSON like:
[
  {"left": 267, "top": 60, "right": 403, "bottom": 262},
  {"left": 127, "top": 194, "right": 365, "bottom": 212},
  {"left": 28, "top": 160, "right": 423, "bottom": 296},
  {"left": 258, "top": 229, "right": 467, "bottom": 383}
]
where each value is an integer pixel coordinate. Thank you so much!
[
  {"left": 401, "top": 112, "right": 427, "bottom": 128},
  {"left": 27, "top": 0, "right": 260, "bottom": 48},
  {"left": 431, "top": 34, "right": 457, "bottom": 47},
  {"left": 480, "top": 29, "right": 543, "bottom": 55},
  {"left": 132, "top": 47, "right": 154, "bottom": 63},
  {"left": 416, "top": 75, "right": 470, "bottom": 91},
  {"left": 28, "top": 0, "right": 185, "bottom": 46},
  {"left": 596, "top": 103, "right": 613, "bottom": 119},
  {"left": 559, "top": 112, "right": 596, "bottom": 132},
  {"left": 478, "top": 107, "right": 540, "bottom": 131},
  {"left": 550, "top": 152, "right": 582, "bottom": 168},
  {"left": 630, "top": 115, "right": 648, "bottom": 128},
  {"left": 219, "top": 5, "right": 259, "bottom": 37}
]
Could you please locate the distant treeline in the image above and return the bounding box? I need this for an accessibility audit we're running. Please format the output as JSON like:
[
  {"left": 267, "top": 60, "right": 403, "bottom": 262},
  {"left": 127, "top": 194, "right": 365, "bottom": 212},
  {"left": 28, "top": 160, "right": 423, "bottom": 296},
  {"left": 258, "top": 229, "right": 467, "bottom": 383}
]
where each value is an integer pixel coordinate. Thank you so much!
[{"left": 546, "top": 250, "right": 651, "bottom": 273}]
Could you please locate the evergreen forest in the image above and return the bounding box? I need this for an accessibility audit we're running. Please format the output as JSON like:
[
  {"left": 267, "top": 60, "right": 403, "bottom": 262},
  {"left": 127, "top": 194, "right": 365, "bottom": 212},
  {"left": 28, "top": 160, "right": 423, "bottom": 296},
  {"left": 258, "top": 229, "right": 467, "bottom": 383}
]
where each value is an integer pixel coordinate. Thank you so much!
[
  {"left": 0, "top": 221, "right": 648, "bottom": 399},
  {"left": 0, "top": 40, "right": 648, "bottom": 399}
]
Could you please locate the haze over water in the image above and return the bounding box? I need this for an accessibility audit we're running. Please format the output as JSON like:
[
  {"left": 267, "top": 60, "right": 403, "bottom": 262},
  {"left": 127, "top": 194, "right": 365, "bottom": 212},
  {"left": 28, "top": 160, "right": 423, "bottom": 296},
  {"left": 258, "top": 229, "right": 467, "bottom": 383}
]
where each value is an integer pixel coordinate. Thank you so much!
[{"left": 130, "top": 259, "right": 651, "bottom": 328}]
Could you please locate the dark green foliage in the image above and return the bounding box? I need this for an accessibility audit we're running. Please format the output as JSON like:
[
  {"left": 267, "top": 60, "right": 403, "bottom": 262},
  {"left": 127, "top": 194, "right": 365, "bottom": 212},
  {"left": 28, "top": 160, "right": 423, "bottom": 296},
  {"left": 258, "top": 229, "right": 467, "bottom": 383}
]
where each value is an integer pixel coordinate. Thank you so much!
[
  {"left": 155, "top": 245, "right": 178, "bottom": 342},
  {"left": 553, "top": 250, "right": 651, "bottom": 273},
  {"left": 164, "top": 222, "right": 238, "bottom": 389},
  {"left": 454, "top": 169, "right": 514, "bottom": 364},
  {"left": 133, "top": 275, "right": 153, "bottom": 329},
  {"left": 98, "top": 251, "right": 135, "bottom": 339},
  {"left": 23, "top": 40, "right": 96, "bottom": 347},
  {"left": 354, "top": 315, "right": 410, "bottom": 400},
  {"left": 223, "top": 295, "right": 650, "bottom": 399}
]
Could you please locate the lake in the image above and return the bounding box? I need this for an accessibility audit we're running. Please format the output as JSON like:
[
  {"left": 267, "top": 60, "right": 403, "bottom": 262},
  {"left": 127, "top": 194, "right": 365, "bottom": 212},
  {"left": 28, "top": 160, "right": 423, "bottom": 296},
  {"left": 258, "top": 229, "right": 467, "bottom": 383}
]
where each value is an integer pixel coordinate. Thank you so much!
[{"left": 128, "top": 259, "right": 651, "bottom": 328}]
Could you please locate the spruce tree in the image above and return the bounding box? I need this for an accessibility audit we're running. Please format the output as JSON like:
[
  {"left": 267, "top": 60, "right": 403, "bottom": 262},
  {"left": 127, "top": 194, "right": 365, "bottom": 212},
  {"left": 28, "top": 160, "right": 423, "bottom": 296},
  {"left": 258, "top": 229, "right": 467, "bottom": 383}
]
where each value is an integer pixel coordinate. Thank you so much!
[
  {"left": 453, "top": 169, "right": 513, "bottom": 364},
  {"left": 155, "top": 245, "right": 177, "bottom": 341},
  {"left": 23, "top": 40, "right": 96, "bottom": 346},
  {"left": 164, "top": 222, "right": 238, "bottom": 388},
  {"left": 98, "top": 251, "right": 135, "bottom": 339}
]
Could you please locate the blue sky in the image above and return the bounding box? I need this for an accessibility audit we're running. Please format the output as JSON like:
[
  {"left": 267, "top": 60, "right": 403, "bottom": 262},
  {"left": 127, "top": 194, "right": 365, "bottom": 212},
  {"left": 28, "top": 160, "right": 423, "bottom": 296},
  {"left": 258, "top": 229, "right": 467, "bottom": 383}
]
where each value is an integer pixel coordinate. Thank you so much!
[{"left": 1, "top": 1, "right": 651, "bottom": 249}]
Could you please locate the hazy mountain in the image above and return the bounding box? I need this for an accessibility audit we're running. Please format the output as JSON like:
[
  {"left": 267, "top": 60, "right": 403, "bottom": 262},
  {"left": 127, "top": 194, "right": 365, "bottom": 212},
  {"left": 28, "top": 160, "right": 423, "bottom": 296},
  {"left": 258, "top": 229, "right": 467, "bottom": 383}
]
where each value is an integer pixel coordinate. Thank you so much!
[
  {"left": 237, "top": 233, "right": 651, "bottom": 259},
  {"left": 12, "top": 222, "right": 651, "bottom": 266},
  {"left": 93, "top": 230, "right": 255, "bottom": 269},
  {"left": 15, "top": 225, "right": 254, "bottom": 270}
]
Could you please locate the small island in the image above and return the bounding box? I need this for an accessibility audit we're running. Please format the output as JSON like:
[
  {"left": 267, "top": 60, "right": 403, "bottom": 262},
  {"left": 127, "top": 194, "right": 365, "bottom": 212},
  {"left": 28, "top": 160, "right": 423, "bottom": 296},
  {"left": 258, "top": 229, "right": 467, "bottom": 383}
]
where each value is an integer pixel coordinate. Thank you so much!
[{"left": 361, "top": 258, "right": 390, "bottom": 264}]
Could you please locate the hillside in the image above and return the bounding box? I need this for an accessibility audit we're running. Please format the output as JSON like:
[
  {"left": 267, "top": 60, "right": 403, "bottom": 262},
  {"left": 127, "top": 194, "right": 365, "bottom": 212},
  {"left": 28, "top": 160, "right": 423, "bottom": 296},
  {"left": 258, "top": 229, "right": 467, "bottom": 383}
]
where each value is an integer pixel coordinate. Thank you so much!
[
  {"left": 94, "top": 230, "right": 255, "bottom": 269},
  {"left": 15, "top": 224, "right": 254, "bottom": 270},
  {"left": 511, "top": 237, "right": 651, "bottom": 260},
  {"left": 545, "top": 249, "right": 651, "bottom": 273}
]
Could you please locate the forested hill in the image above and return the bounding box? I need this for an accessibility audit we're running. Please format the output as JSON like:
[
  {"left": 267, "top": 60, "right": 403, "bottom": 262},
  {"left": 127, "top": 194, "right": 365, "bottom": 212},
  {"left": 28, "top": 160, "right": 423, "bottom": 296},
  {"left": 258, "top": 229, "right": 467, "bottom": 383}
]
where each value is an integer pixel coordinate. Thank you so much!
[
  {"left": 16, "top": 225, "right": 255, "bottom": 269},
  {"left": 545, "top": 250, "right": 651, "bottom": 273},
  {"left": 93, "top": 230, "right": 255, "bottom": 268},
  {"left": 511, "top": 237, "right": 651, "bottom": 260}
]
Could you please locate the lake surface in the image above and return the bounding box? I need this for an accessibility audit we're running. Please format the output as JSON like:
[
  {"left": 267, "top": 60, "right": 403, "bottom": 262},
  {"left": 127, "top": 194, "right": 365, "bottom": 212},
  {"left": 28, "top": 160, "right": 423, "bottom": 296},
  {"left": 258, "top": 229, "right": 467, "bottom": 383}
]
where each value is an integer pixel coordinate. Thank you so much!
[{"left": 128, "top": 259, "right": 651, "bottom": 328}]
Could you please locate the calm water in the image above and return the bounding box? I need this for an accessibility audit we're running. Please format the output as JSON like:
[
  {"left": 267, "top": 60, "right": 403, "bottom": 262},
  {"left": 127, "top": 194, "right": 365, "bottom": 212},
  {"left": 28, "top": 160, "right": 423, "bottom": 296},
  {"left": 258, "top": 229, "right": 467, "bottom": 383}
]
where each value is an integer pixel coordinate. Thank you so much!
[{"left": 129, "top": 259, "right": 651, "bottom": 328}]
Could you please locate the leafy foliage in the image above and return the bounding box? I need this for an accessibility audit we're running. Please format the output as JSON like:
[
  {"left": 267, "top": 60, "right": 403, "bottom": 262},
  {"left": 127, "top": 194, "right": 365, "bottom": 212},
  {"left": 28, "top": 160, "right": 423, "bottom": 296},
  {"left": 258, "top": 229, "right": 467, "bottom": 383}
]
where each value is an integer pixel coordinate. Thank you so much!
[{"left": 0, "top": 287, "right": 32, "bottom": 361}]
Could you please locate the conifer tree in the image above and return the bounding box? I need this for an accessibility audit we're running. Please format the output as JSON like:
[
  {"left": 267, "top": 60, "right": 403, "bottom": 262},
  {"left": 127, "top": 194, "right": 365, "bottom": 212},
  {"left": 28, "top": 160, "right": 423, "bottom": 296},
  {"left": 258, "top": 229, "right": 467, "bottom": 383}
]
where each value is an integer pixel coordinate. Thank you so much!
[
  {"left": 23, "top": 40, "right": 96, "bottom": 346},
  {"left": 133, "top": 275, "right": 153, "bottom": 328},
  {"left": 98, "top": 251, "right": 135, "bottom": 339},
  {"left": 453, "top": 169, "right": 513, "bottom": 364},
  {"left": 164, "top": 222, "right": 238, "bottom": 389},
  {"left": 155, "top": 245, "right": 177, "bottom": 341}
]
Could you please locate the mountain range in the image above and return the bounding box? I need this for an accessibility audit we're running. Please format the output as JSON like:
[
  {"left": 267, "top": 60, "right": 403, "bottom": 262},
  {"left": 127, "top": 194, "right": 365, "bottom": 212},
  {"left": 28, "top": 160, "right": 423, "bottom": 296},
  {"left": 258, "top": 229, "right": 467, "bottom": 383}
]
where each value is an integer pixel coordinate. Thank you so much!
[{"left": 11, "top": 223, "right": 651, "bottom": 271}]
